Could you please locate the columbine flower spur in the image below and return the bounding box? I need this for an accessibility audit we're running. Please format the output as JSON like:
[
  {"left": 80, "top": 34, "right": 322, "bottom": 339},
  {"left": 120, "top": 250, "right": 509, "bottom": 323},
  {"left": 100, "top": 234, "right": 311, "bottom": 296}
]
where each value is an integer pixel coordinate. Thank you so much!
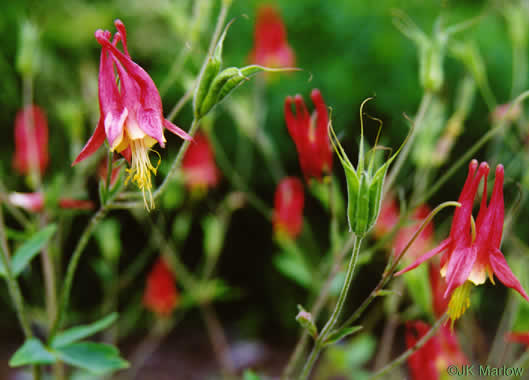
[{"left": 72, "top": 20, "right": 191, "bottom": 209}]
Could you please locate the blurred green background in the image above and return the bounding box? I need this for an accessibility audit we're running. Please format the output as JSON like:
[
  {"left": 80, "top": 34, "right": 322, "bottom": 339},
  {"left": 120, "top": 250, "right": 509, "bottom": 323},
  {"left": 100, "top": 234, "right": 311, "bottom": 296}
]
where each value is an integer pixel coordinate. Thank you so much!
[{"left": 2, "top": 0, "right": 529, "bottom": 375}]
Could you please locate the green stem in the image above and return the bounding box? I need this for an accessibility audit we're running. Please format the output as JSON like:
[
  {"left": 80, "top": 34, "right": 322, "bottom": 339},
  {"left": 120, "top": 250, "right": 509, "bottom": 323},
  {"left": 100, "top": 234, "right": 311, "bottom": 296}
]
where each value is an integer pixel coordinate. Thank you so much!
[
  {"left": 281, "top": 233, "right": 356, "bottom": 380},
  {"left": 339, "top": 200, "right": 460, "bottom": 330},
  {"left": 0, "top": 207, "right": 33, "bottom": 338},
  {"left": 299, "top": 235, "right": 362, "bottom": 380},
  {"left": 384, "top": 92, "right": 432, "bottom": 193},
  {"left": 48, "top": 206, "right": 109, "bottom": 341},
  {"left": 208, "top": 126, "right": 272, "bottom": 220},
  {"left": 368, "top": 313, "right": 449, "bottom": 380},
  {"left": 0, "top": 207, "right": 40, "bottom": 380}
]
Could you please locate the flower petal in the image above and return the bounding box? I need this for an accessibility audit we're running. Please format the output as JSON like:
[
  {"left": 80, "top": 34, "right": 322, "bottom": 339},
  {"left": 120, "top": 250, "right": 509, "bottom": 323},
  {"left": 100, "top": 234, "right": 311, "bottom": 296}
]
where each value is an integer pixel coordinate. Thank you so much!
[
  {"left": 490, "top": 248, "right": 529, "bottom": 302},
  {"left": 163, "top": 119, "right": 192, "bottom": 140},
  {"left": 394, "top": 238, "right": 450, "bottom": 276},
  {"left": 72, "top": 119, "right": 106, "bottom": 166},
  {"left": 444, "top": 246, "right": 477, "bottom": 298}
]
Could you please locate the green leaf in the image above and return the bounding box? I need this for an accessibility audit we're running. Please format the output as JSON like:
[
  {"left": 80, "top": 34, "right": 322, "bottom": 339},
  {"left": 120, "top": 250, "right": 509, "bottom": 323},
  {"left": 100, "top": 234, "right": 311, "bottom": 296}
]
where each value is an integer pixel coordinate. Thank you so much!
[
  {"left": 51, "top": 313, "right": 119, "bottom": 349},
  {"left": 403, "top": 264, "right": 433, "bottom": 317},
  {"left": 324, "top": 326, "right": 363, "bottom": 347},
  {"left": 54, "top": 342, "right": 129, "bottom": 375},
  {"left": 10, "top": 338, "right": 56, "bottom": 366},
  {"left": 243, "top": 370, "right": 263, "bottom": 380},
  {"left": 1, "top": 224, "right": 57, "bottom": 277},
  {"left": 274, "top": 251, "right": 312, "bottom": 289}
]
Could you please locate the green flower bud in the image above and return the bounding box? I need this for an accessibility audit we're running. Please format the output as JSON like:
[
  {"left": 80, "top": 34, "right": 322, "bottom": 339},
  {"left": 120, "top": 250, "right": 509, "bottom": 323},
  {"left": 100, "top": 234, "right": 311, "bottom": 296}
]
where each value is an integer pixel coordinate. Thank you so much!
[
  {"left": 296, "top": 305, "right": 317, "bottom": 339},
  {"left": 329, "top": 98, "right": 407, "bottom": 238},
  {"left": 193, "top": 19, "right": 297, "bottom": 119}
]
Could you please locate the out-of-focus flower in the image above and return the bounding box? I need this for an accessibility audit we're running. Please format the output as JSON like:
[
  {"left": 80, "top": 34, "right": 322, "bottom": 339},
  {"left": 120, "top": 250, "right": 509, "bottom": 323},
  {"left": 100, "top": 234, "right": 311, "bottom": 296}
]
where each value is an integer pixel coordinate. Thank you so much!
[
  {"left": 143, "top": 258, "right": 179, "bottom": 317},
  {"left": 250, "top": 5, "right": 294, "bottom": 68},
  {"left": 397, "top": 160, "right": 529, "bottom": 323},
  {"left": 429, "top": 262, "right": 449, "bottom": 318},
  {"left": 181, "top": 132, "right": 220, "bottom": 191},
  {"left": 72, "top": 20, "right": 191, "bottom": 210},
  {"left": 374, "top": 195, "right": 433, "bottom": 263},
  {"left": 8, "top": 192, "right": 94, "bottom": 212},
  {"left": 273, "top": 177, "right": 304, "bottom": 239},
  {"left": 394, "top": 204, "right": 433, "bottom": 263},
  {"left": 285, "top": 89, "right": 332, "bottom": 182},
  {"left": 373, "top": 196, "right": 399, "bottom": 239},
  {"left": 406, "top": 321, "right": 467, "bottom": 380},
  {"left": 506, "top": 332, "right": 529, "bottom": 347},
  {"left": 13, "top": 105, "right": 49, "bottom": 176}
]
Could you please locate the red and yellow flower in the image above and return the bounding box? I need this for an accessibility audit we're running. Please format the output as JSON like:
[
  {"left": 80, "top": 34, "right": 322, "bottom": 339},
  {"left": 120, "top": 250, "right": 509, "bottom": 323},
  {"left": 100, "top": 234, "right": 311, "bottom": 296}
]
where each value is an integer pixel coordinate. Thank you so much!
[
  {"left": 397, "top": 160, "right": 529, "bottom": 323},
  {"left": 73, "top": 20, "right": 191, "bottom": 209}
]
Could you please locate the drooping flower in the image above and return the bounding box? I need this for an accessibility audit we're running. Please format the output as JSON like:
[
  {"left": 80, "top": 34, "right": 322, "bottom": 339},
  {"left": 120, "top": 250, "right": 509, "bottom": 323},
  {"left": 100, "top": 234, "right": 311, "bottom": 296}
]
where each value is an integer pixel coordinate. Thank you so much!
[
  {"left": 143, "top": 258, "right": 179, "bottom": 317},
  {"left": 273, "top": 177, "right": 304, "bottom": 239},
  {"left": 284, "top": 89, "right": 332, "bottom": 182},
  {"left": 181, "top": 131, "right": 220, "bottom": 192},
  {"left": 72, "top": 20, "right": 191, "bottom": 209},
  {"left": 9, "top": 192, "right": 94, "bottom": 212},
  {"left": 13, "top": 105, "right": 49, "bottom": 176},
  {"left": 250, "top": 5, "right": 294, "bottom": 68},
  {"left": 397, "top": 160, "right": 529, "bottom": 323},
  {"left": 406, "top": 321, "right": 467, "bottom": 380}
]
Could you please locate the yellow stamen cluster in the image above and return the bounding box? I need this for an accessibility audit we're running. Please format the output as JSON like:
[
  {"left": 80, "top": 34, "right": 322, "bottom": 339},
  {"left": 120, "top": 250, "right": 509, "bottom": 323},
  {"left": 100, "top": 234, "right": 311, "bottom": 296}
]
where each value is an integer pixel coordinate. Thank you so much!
[
  {"left": 447, "top": 281, "right": 473, "bottom": 325},
  {"left": 125, "top": 138, "right": 160, "bottom": 210}
]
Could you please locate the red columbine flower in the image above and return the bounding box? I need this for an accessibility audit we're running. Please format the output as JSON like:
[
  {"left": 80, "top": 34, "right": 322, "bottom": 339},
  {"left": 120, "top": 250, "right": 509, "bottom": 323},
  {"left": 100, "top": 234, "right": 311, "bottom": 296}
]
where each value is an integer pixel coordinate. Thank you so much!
[
  {"left": 406, "top": 321, "right": 467, "bottom": 380},
  {"left": 284, "top": 89, "right": 333, "bottom": 181},
  {"left": 13, "top": 105, "right": 49, "bottom": 177},
  {"left": 397, "top": 160, "right": 529, "bottom": 323},
  {"left": 143, "top": 258, "right": 179, "bottom": 317},
  {"left": 250, "top": 5, "right": 294, "bottom": 68},
  {"left": 273, "top": 177, "right": 304, "bottom": 239},
  {"left": 72, "top": 20, "right": 191, "bottom": 209},
  {"left": 9, "top": 192, "right": 94, "bottom": 212},
  {"left": 181, "top": 131, "right": 220, "bottom": 192}
]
